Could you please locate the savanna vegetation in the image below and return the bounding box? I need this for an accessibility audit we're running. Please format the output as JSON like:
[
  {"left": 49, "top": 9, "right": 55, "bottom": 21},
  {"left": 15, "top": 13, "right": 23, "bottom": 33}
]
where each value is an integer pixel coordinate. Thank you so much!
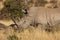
[{"left": 0, "top": 0, "right": 60, "bottom": 40}]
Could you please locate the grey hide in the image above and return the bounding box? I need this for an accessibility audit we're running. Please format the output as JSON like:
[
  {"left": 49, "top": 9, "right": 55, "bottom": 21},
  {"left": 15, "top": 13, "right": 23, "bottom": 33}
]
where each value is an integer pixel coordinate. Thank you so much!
[{"left": 18, "top": 7, "right": 60, "bottom": 29}]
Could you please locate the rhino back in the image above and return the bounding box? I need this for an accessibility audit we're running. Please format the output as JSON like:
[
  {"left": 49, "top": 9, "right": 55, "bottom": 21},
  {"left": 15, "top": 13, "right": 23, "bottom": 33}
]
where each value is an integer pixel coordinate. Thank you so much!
[{"left": 28, "top": 7, "right": 60, "bottom": 25}]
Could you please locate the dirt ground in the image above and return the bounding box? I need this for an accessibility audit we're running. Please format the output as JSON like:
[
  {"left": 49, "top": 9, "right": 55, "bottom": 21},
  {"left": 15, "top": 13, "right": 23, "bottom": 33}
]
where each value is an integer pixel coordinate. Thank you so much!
[{"left": 0, "top": 20, "right": 14, "bottom": 26}]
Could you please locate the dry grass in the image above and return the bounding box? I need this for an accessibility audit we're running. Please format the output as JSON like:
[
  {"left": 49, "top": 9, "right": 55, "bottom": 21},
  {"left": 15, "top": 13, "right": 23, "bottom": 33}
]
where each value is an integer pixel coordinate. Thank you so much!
[{"left": 0, "top": 27, "right": 60, "bottom": 40}]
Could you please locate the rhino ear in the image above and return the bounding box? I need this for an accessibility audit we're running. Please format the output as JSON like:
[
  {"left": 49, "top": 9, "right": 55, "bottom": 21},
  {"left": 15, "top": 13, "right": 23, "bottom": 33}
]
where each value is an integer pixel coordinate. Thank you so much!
[
  {"left": 22, "top": 9, "right": 28, "bottom": 16},
  {"left": 22, "top": 9, "right": 26, "bottom": 13}
]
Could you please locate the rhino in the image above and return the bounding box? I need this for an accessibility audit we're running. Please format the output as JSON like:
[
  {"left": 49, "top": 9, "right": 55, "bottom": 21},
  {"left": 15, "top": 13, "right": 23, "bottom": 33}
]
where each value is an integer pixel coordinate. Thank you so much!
[{"left": 17, "top": 7, "right": 60, "bottom": 30}]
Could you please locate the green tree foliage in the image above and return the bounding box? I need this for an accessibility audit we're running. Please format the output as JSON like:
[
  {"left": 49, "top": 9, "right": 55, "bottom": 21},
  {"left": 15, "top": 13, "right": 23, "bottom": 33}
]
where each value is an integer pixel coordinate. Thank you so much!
[
  {"left": 0, "top": 0, "right": 25, "bottom": 28},
  {"left": 2, "top": 0, "right": 24, "bottom": 18}
]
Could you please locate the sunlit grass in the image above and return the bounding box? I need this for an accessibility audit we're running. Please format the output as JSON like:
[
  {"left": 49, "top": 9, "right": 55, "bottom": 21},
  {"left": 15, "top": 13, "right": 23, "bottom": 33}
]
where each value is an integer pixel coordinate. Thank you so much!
[{"left": 0, "top": 26, "right": 60, "bottom": 40}]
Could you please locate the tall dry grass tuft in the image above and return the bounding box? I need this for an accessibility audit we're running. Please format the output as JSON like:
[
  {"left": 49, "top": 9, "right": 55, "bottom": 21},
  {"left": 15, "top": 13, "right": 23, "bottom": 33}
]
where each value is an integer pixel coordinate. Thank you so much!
[{"left": 0, "top": 26, "right": 60, "bottom": 40}]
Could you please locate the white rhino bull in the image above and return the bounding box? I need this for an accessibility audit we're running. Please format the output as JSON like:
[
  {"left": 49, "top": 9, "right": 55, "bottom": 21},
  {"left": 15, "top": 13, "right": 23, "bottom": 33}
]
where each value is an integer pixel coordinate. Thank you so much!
[{"left": 18, "top": 7, "right": 60, "bottom": 30}]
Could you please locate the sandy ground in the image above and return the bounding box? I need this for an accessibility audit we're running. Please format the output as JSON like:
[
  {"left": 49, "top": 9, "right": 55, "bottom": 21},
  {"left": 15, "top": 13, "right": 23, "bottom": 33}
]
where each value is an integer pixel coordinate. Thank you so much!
[{"left": 0, "top": 20, "right": 14, "bottom": 26}]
